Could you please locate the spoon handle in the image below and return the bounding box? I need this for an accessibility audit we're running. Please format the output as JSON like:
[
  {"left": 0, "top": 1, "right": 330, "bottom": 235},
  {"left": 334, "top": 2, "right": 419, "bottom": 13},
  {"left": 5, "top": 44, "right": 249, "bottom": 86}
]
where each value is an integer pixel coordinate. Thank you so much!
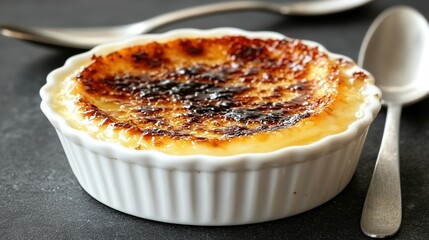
[
  {"left": 142, "top": 0, "right": 372, "bottom": 31},
  {"left": 361, "top": 103, "right": 402, "bottom": 238}
]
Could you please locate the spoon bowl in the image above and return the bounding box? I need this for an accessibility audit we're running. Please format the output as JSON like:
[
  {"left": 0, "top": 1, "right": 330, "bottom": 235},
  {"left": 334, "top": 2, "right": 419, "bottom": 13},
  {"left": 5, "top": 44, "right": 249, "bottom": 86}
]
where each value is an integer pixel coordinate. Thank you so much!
[
  {"left": 359, "top": 6, "right": 429, "bottom": 105},
  {"left": 0, "top": 0, "right": 373, "bottom": 49},
  {"left": 359, "top": 6, "right": 429, "bottom": 238}
]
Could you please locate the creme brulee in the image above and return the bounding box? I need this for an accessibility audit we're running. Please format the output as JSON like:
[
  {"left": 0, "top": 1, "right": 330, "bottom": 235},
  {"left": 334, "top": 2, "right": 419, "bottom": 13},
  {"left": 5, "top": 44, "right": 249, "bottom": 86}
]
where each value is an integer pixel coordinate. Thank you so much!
[{"left": 51, "top": 36, "right": 376, "bottom": 156}]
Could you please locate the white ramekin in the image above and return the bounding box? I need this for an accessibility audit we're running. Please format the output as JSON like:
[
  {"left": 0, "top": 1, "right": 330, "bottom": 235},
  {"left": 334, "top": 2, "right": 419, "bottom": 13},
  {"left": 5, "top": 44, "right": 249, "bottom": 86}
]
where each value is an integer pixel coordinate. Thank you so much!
[{"left": 40, "top": 28, "right": 381, "bottom": 225}]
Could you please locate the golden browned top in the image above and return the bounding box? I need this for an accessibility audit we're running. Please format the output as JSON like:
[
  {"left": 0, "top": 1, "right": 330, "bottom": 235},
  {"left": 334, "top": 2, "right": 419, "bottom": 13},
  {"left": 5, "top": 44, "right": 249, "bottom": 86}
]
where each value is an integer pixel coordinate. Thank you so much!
[{"left": 66, "top": 35, "right": 367, "bottom": 153}]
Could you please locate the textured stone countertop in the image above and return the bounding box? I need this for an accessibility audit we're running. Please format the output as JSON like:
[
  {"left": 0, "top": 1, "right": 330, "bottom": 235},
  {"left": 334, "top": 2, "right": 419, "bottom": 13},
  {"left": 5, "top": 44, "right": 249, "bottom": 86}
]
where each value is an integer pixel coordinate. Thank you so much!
[{"left": 1, "top": 0, "right": 428, "bottom": 239}]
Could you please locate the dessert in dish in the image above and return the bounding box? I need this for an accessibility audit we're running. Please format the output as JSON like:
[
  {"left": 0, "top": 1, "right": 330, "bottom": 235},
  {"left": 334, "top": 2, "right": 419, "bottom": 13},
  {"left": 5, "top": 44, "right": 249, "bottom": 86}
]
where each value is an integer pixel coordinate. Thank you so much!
[
  {"left": 52, "top": 35, "right": 374, "bottom": 156},
  {"left": 40, "top": 28, "right": 381, "bottom": 225}
]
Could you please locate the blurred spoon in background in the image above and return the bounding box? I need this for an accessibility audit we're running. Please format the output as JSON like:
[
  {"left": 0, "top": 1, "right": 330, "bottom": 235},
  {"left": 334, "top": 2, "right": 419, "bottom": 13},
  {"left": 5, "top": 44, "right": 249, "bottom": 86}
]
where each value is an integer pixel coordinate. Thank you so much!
[{"left": 0, "top": 0, "right": 372, "bottom": 49}]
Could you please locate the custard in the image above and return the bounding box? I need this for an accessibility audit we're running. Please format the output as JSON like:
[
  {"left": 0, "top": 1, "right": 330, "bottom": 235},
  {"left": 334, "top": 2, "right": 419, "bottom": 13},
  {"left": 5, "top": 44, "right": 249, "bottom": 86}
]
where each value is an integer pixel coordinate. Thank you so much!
[{"left": 52, "top": 36, "right": 375, "bottom": 156}]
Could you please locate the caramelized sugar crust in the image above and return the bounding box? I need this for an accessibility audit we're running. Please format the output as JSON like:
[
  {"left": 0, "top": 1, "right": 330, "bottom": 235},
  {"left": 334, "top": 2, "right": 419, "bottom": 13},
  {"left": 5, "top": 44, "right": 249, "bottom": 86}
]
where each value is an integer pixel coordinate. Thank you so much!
[{"left": 65, "top": 36, "right": 367, "bottom": 153}]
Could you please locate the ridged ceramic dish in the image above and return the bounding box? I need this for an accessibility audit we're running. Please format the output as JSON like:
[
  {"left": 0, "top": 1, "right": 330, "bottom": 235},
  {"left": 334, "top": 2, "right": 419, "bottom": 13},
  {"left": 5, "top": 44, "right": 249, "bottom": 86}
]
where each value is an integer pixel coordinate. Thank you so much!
[{"left": 40, "top": 28, "right": 381, "bottom": 225}]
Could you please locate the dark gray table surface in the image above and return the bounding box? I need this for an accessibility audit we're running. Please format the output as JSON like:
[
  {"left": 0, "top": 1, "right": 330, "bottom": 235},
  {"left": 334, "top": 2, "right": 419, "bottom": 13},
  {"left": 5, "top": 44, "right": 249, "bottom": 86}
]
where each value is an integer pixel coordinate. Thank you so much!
[{"left": 1, "top": 0, "right": 428, "bottom": 239}]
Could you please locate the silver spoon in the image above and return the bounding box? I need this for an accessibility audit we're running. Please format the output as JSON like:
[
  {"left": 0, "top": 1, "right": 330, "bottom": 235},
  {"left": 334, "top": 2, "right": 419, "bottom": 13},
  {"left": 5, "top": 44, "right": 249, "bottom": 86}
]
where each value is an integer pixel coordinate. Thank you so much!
[
  {"left": 359, "top": 6, "right": 429, "bottom": 238},
  {"left": 0, "top": 0, "right": 372, "bottom": 49}
]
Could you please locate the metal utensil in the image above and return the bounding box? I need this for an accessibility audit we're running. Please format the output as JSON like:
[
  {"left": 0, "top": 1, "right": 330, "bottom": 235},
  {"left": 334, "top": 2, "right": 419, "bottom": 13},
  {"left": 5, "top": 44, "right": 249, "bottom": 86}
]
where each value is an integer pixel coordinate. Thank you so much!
[
  {"left": 359, "top": 6, "right": 429, "bottom": 238},
  {"left": 0, "top": 0, "right": 372, "bottom": 49}
]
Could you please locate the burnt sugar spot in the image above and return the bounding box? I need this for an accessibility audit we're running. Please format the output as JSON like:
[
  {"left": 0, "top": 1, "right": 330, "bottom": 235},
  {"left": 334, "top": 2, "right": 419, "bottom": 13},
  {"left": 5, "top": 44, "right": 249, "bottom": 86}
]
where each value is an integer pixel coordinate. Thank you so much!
[
  {"left": 103, "top": 75, "right": 154, "bottom": 96},
  {"left": 228, "top": 38, "right": 269, "bottom": 62},
  {"left": 177, "top": 64, "right": 205, "bottom": 76},
  {"left": 130, "top": 42, "right": 168, "bottom": 68},
  {"left": 230, "top": 44, "right": 267, "bottom": 61},
  {"left": 179, "top": 39, "right": 205, "bottom": 56},
  {"left": 352, "top": 71, "right": 368, "bottom": 82}
]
